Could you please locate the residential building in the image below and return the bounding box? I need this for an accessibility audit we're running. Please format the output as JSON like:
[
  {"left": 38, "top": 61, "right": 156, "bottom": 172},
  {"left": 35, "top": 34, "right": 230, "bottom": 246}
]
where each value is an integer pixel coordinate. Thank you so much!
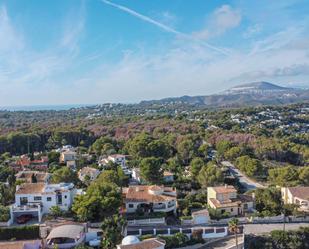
[
  {"left": 45, "top": 223, "right": 86, "bottom": 249},
  {"left": 163, "top": 171, "right": 174, "bottom": 183},
  {"left": 99, "top": 154, "right": 127, "bottom": 167},
  {"left": 123, "top": 185, "right": 177, "bottom": 214},
  {"left": 192, "top": 209, "right": 210, "bottom": 224},
  {"left": 11, "top": 155, "right": 48, "bottom": 171},
  {"left": 108, "top": 154, "right": 127, "bottom": 165},
  {"left": 78, "top": 167, "right": 100, "bottom": 182},
  {"left": 60, "top": 151, "right": 76, "bottom": 163},
  {"left": 15, "top": 171, "right": 51, "bottom": 183},
  {"left": 131, "top": 168, "right": 142, "bottom": 183},
  {"left": 117, "top": 236, "right": 165, "bottom": 249},
  {"left": 11, "top": 182, "right": 77, "bottom": 222},
  {"left": 281, "top": 187, "right": 309, "bottom": 212},
  {"left": 207, "top": 185, "right": 254, "bottom": 216},
  {"left": 66, "top": 160, "right": 77, "bottom": 170}
]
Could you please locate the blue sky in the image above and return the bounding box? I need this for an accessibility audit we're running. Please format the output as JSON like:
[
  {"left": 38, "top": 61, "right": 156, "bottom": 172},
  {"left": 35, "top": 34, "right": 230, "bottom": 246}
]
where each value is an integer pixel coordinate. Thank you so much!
[{"left": 0, "top": 0, "right": 308, "bottom": 106}]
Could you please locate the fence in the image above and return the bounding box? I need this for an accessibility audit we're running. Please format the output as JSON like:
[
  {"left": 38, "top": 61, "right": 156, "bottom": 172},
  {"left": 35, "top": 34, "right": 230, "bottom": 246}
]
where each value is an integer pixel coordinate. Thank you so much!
[
  {"left": 127, "top": 217, "right": 166, "bottom": 226},
  {"left": 126, "top": 226, "right": 231, "bottom": 239}
]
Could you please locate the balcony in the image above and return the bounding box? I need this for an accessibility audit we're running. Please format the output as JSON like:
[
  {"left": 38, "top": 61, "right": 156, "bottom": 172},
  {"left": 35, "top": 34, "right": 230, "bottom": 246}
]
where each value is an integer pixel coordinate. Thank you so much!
[
  {"left": 153, "top": 203, "right": 176, "bottom": 212},
  {"left": 12, "top": 203, "right": 41, "bottom": 212}
]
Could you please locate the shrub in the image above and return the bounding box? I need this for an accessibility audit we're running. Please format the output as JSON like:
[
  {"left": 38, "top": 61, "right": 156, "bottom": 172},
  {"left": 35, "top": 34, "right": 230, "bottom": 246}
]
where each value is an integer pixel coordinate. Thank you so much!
[
  {"left": 0, "top": 226, "right": 40, "bottom": 241},
  {"left": 0, "top": 205, "right": 10, "bottom": 222},
  {"left": 140, "top": 234, "right": 154, "bottom": 240},
  {"left": 180, "top": 216, "right": 192, "bottom": 220}
]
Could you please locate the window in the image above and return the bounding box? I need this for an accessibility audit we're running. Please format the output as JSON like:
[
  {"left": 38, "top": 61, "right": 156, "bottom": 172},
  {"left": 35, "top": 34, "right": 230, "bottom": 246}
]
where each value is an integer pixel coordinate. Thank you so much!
[
  {"left": 231, "top": 208, "right": 233, "bottom": 212},
  {"left": 34, "top": 196, "right": 42, "bottom": 201},
  {"left": 20, "top": 197, "right": 28, "bottom": 205},
  {"left": 47, "top": 197, "right": 52, "bottom": 202},
  {"left": 221, "top": 209, "right": 225, "bottom": 214},
  {"left": 64, "top": 195, "right": 67, "bottom": 199},
  {"left": 128, "top": 204, "right": 134, "bottom": 208}
]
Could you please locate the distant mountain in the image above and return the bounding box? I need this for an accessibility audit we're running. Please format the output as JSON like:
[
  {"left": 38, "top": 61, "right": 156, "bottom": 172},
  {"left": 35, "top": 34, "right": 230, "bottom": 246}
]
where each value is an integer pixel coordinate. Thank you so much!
[
  {"left": 140, "top": 82, "right": 308, "bottom": 108},
  {"left": 222, "top": 81, "right": 293, "bottom": 94}
]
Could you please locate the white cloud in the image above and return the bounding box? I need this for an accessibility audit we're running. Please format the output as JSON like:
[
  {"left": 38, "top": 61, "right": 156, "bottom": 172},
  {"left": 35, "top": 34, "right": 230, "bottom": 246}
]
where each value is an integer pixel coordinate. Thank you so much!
[
  {"left": 243, "top": 24, "right": 262, "bottom": 39},
  {"left": 0, "top": 3, "right": 86, "bottom": 105},
  {"left": 193, "top": 5, "right": 242, "bottom": 40}
]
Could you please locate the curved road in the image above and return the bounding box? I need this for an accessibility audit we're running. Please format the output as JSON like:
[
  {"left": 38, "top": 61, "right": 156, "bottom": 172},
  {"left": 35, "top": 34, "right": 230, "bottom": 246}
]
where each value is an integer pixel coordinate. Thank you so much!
[{"left": 221, "top": 161, "right": 265, "bottom": 191}]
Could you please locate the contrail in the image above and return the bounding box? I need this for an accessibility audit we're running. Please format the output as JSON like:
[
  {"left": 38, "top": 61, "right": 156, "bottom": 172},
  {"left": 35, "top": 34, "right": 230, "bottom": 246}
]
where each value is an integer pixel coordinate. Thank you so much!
[{"left": 101, "top": 0, "right": 228, "bottom": 55}]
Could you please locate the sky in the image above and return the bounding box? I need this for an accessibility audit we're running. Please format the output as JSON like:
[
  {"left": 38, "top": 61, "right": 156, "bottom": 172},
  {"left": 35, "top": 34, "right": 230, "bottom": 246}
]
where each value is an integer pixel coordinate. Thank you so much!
[{"left": 0, "top": 0, "right": 309, "bottom": 106}]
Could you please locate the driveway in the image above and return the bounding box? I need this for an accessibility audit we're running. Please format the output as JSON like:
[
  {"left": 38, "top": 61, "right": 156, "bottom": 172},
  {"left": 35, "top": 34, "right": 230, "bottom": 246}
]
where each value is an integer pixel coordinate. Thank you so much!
[{"left": 221, "top": 161, "right": 265, "bottom": 191}]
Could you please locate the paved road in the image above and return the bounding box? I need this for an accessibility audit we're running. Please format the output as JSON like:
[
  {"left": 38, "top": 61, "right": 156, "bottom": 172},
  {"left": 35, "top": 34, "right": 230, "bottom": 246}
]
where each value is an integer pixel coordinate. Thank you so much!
[
  {"left": 244, "top": 222, "right": 309, "bottom": 234},
  {"left": 221, "top": 161, "right": 265, "bottom": 191},
  {"left": 205, "top": 236, "right": 244, "bottom": 249}
]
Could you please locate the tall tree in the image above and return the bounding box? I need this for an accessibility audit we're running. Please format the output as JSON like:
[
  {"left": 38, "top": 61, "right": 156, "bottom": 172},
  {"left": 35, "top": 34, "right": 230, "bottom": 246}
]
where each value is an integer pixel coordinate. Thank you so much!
[
  {"left": 197, "top": 162, "right": 223, "bottom": 188},
  {"left": 140, "top": 157, "right": 163, "bottom": 184},
  {"left": 228, "top": 218, "right": 240, "bottom": 249}
]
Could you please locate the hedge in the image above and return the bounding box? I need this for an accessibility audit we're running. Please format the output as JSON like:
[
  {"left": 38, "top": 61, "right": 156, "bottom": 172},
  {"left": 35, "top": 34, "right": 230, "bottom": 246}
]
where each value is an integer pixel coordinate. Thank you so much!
[{"left": 0, "top": 225, "right": 40, "bottom": 241}]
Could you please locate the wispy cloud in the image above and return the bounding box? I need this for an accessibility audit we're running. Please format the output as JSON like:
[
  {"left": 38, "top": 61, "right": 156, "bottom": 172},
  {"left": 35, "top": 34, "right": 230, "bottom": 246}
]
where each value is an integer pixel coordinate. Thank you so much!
[
  {"left": 101, "top": 0, "right": 228, "bottom": 55},
  {"left": 0, "top": 3, "right": 86, "bottom": 99},
  {"left": 193, "top": 5, "right": 242, "bottom": 40}
]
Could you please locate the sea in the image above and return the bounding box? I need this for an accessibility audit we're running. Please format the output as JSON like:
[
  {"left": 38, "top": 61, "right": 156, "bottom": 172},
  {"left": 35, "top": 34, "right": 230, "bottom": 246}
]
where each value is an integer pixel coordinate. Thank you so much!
[{"left": 0, "top": 104, "right": 90, "bottom": 111}]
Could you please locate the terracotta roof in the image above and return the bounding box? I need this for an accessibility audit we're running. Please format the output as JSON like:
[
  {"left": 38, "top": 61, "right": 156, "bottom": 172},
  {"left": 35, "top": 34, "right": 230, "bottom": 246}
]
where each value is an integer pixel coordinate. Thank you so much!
[
  {"left": 124, "top": 185, "right": 176, "bottom": 203},
  {"left": 238, "top": 194, "right": 254, "bottom": 203},
  {"left": 16, "top": 183, "right": 45, "bottom": 195},
  {"left": 209, "top": 198, "right": 241, "bottom": 208},
  {"left": 0, "top": 240, "right": 42, "bottom": 249},
  {"left": 118, "top": 238, "right": 165, "bottom": 249},
  {"left": 192, "top": 209, "right": 209, "bottom": 216},
  {"left": 211, "top": 185, "right": 237, "bottom": 194},
  {"left": 15, "top": 171, "right": 50, "bottom": 183},
  {"left": 288, "top": 187, "right": 309, "bottom": 201}
]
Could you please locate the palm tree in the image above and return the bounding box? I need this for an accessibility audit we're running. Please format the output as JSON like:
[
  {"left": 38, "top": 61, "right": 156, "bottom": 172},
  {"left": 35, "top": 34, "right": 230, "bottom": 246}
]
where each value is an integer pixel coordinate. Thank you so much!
[{"left": 228, "top": 218, "right": 240, "bottom": 249}]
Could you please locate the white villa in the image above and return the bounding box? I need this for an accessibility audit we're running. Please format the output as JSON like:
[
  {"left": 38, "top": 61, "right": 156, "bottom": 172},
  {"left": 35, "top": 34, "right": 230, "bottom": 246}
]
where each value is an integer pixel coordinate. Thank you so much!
[
  {"left": 117, "top": 236, "right": 165, "bottom": 249},
  {"left": 11, "top": 182, "right": 77, "bottom": 222},
  {"left": 78, "top": 167, "right": 100, "bottom": 182},
  {"left": 281, "top": 187, "right": 309, "bottom": 212},
  {"left": 123, "top": 185, "right": 177, "bottom": 214},
  {"left": 60, "top": 151, "right": 76, "bottom": 164},
  {"left": 99, "top": 154, "right": 127, "bottom": 167}
]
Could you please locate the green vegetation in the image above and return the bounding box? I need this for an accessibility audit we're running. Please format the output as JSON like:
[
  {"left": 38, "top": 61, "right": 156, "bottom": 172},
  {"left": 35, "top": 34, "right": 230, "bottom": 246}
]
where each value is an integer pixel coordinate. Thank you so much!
[
  {"left": 101, "top": 214, "right": 125, "bottom": 249},
  {"left": 72, "top": 170, "right": 122, "bottom": 222},
  {"left": 0, "top": 205, "right": 10, "bottom": 222},
  {"left": 246, "top": 227, "right": 309, "bottom": 249},
  {"left": 0, "top": 225, "right": 40, "bottom": 241},
  {"left": 255, "top": 188, "right": 283, "bottom": 216}
]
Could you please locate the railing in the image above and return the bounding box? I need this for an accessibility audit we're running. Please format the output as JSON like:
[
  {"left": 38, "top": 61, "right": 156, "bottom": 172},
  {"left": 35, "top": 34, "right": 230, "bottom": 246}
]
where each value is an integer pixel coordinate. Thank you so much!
[
  {"left": 12, "top": 204, "right": 41, "bottom": 212},
  {"left": 127, "top": 217, "right": 166, "bottom": 226},
  {"left": 151, "top": 203, "right": 176, "bottom": 213}
]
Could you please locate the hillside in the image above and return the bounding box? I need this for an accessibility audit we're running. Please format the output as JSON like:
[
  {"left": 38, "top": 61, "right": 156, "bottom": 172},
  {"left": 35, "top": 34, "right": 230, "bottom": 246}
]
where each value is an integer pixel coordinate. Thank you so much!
[{"left": 140, "top": 82, "right": 308, "bottom": 107}]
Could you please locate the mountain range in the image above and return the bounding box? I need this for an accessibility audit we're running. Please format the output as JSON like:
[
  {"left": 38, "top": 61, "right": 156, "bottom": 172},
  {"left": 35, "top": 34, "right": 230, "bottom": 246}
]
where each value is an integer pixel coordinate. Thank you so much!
[{"left": 140, "top": 82, "right": 309, "bottom": 108}]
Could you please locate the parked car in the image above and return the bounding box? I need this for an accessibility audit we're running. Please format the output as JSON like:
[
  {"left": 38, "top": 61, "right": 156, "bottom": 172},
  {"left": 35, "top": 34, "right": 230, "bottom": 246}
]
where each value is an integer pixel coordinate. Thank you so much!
[{"left": 16, "top": 214, "right": 33, "bottom": 224}]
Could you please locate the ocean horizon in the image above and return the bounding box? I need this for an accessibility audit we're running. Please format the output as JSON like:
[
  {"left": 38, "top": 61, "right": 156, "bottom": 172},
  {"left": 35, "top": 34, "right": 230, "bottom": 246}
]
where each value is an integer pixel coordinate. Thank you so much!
[{"left": 0, "top": 104, "right": 91, "bottom": 111}]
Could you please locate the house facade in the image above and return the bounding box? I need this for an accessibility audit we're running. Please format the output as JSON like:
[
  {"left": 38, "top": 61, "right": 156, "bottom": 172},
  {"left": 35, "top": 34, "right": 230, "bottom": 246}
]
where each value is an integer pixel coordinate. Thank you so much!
[
  {"left": 11, "top": 182, "right": 77, "bottom": 222},
  {"left": 123, "top": 185, "right": 177, "bottom": 214},
  {"left": 78, "top": 167, "right": 100, "bottom": 182},
  {"left": 207, "top": 185, "right": 254, "bottom": 216},
  {"left": 281, "top": 187, "right": 309, "bottom": 212},
  {"left": 60, "top": 151, "right": 77, "bottom": 163}
]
